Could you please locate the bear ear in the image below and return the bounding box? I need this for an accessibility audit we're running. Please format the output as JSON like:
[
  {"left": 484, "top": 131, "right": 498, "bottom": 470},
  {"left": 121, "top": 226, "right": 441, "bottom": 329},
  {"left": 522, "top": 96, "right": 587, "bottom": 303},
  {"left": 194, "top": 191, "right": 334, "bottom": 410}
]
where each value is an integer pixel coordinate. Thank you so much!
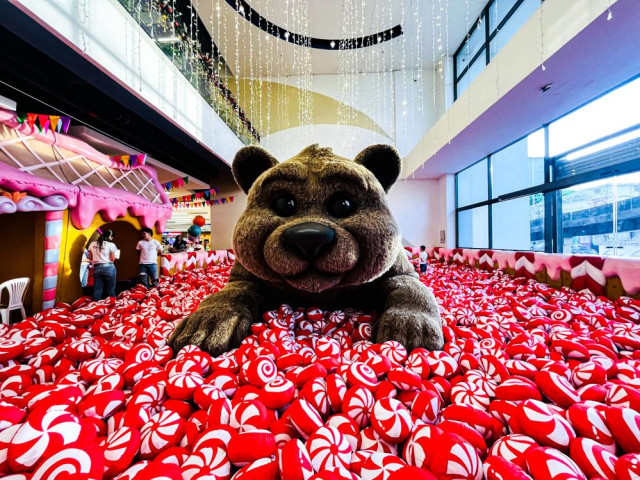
[
  {"left": 354, "top": 144, "right": 402, "bottom": 192},
  {"left": 232, "top": 146, "right": 279, "bottom": 194}
]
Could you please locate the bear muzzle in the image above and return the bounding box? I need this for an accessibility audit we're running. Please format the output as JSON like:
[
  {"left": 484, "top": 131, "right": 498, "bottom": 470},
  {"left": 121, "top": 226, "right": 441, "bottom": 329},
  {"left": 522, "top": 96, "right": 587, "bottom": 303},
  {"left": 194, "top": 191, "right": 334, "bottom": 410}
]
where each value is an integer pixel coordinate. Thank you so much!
[{"left": 283, "top": 222, "right": 336, "bottom": 259}]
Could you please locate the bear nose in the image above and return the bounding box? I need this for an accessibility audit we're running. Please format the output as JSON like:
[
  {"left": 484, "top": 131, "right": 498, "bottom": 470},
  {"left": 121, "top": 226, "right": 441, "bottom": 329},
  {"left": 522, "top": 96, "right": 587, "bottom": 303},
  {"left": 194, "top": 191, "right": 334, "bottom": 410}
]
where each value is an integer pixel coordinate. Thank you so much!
[{"left": 284, "top": 222, "right": 336, "bottom": 259}]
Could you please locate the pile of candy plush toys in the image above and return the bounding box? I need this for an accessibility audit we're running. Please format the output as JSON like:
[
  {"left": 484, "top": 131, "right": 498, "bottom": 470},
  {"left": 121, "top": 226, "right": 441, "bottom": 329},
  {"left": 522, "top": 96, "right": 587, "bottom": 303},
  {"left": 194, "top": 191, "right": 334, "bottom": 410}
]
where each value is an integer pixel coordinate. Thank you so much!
[{"left": 1, "top": 260, "right": 640, "bottom": 480}]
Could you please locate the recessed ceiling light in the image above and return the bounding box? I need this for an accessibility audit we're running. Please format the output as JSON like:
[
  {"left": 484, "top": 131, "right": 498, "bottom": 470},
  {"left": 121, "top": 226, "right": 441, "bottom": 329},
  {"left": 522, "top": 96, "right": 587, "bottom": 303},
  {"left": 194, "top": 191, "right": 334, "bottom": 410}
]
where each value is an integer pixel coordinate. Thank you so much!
[{"left": 330, "top": 41, "right": 336, "bottom": 48}]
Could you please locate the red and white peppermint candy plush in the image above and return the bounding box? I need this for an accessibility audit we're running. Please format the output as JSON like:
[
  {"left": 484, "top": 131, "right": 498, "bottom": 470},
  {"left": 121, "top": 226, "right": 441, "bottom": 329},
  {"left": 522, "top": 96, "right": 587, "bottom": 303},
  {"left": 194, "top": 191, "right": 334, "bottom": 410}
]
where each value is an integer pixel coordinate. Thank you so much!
[
  {"left": 370, "top": 398, "right": 412, "bottom": 444},
  {"left": 244, "top": 357, "right": 277, "bottom": 387},
  {"left": 406, "top": 351, "right": 431, "bottom": 379},
  {"left": 288, "top": 399, "right": 324, "bottom": 440},
  {"left": 360, "top": 452, "right": 406, "bottom": 480},
  {"left": 379, "top": 341, "right": 407, "bottom": 365},
  {"left": 301, "top": 378, "right": 330, "bottom": 417},
  {"left": 360, "top": 426, "right": 397, "bottom": 455},
  {"left": 78, "top": 389, "right": 126, "bottom": 419},
  {"left": 450, "top": 381, "right": 490, "bottom": 410},
  {"left": 207, "top": 370, "right": 239, "bottom": 397},
  {"left": 515, "top": 399, "right": 575, "bottom": 451},
  {"left": 227, "top": 429, "right": 276, "bottom": 467},
  {"left": 279, "top": 439, "right": 314, "bottom": 480},
  {"left": 326, "top": 414, "right": 360, "bottom": 452},
  {"left": 103, "top": 426, "right": 141, "bottom": 477},
  {"left": 181, "top": 442, "right": 231, "bottom": 480},
  {"left": 167, "top": 372, "right": 204, "bottom": 401},
  {"left": 606, "top": 383, "right": 640, "bottom": 411},
  {"left": 326, "top": 374, "right": 348, "bottom": 413},
  {"left": 315, "top": 337, "right": 341, "bottom": 359},
  {"left": 328, "top": 310, "right": 346, "bottom": 324},
  {"left": 0, "top": 340, "right": 24, "bottom": 363},
  {"left": 411, "top": 390, "right": 441, "bottom": 424},
  {"left": 306, "top": 426, "right": 353, "bottom": 471},
  {"left": 569, "top": 437, "right": 617, "bottom": 479},
  {"left": 30, "top": 445, "right": 104, "bottom": 480},
  {"left": 402, "top": 424, "right": 442, "bottom": 469},
  {"left": 494, "top": 377, "right": 541, "bottom": 402},
  {"left": 387, "top": 367, "right": 422, "bottom": 391},
  {"left": 229, "top": 400, "right": 269, "bottom": 432},
  {"left": 0, "top": 424, "right": 21, "bottom": 476},
  {"left": 8, "top": 409, "right": 91, "bottom": 472},
  {"left": 193, "top": 384, "right": 226, "bottom": 410},
  {"left": 193, "top": 426, "right": 236, "bottom": 451},
  {"left": 207, "top": 398, "right": 232, "bottom": 428},
  {"left": 232, "top": 457, "right": 278, "bottom": 480},
  {"left": 567, "top": 403, "right": 615, "bottom": 452},
  {"left": 483, "top": 456, "right": 532, "bottom": 480},
  {"left": 307, "top": 308, "right": 324, "bottom": 321},
  {"left": 426, "top": 351, "right": 458, "bottom": 378},
  {"left": 535, "top": 370, "right": 581, "bottom": 408},
  {"left": 571, "top": 361, "right": 606, "bottom": 387},
  {"left": 606, "top": 406, "right": 640, "bottom": 454},
  {"left": 261, "top": 377, "right": 296, "bottom": 409},
  {"left": 343, "top": 386, "right": 375, "bottom": 428},
  {"left": 428, "top": 432, "right": 482, "bottom": 480},
  {"left": 488, "top": 434, "right": 537, "bottom": 469},
  {"left": 80, "top": 358, "right": 123, "bottom": 383},
  {"left": 616, "top": 453, "right": 640, "bottom": 480},
  {"left": 346, "top": 362, "right": 379, "bottom": 390},
  {"left": 139, "top": 410, "right": 185, "bottom": 459},
  {"left": 526, "top": 446, "right": 586, "bottom": 480}
]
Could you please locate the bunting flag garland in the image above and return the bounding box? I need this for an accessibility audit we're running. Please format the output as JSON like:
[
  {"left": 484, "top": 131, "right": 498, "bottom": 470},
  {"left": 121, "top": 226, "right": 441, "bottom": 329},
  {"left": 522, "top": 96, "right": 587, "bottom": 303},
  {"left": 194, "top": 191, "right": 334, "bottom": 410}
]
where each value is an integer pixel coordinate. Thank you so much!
[
  {"left": 169, "top": 194, "right": 234, "bottom": 209},
  {"left": 16, "top": 112, "right": 71, "bottom": 133},
  {"left": 109, "top": 154, "right": 147, "bottom": 169},
  {"left": 163, "top": 176, "right": 210, "bottom": 192}
]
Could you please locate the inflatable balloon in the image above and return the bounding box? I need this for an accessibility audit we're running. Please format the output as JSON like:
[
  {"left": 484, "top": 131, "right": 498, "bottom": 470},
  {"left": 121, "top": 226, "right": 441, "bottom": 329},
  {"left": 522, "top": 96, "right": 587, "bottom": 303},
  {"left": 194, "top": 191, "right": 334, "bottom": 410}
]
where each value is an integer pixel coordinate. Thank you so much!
[
  {"left": 193, "top": 215, "right": 206, "bottom": 227},
  {"left": 187, "top": 225, "right": 202, "bottom": 238}
]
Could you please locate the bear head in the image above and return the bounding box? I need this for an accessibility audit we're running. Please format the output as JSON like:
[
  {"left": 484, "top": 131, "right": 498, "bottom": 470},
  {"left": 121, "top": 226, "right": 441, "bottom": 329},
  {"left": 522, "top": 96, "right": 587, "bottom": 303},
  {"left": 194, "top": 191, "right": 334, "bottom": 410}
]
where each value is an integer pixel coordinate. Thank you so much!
[{"left": 232, "top": 144, "right": 402, "bottom": 293}]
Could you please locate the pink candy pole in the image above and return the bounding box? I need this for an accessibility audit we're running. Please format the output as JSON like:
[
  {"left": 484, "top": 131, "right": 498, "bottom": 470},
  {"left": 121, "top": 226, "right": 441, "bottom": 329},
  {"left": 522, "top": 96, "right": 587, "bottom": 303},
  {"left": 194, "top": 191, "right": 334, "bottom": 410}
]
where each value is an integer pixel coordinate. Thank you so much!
[{"left": 42, "top": 210, "right": 63, "bottom": 310}]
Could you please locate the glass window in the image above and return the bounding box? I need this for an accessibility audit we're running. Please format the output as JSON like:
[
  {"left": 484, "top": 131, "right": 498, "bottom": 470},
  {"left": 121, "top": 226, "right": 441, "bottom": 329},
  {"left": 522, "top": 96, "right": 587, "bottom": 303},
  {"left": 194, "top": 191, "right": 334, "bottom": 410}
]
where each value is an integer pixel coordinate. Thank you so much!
[
  {"left": 488, "top": 0, "right": 519, "bottom": 31},
  {"left": 458, "top": 206, "right": 489, "bottom": 248},
  {"left": 492, "top": 195, "right": 545, "bottom": 250},
  {"left": 489, "top": 0, "right": 540, "bottom": 59},
  {"left": 456, "top": 19, "right": 487, "bottom": 79},
  {"left": 559, "top": 179, "right": 614, "bottom": 256},
  {"left": 457, "top": 51, "right": 488, "bottom": 97},
  {"left": 457, "top": 159, "right": 488, "bottom": 208},
  {"left": 549, "top": 77, "right": 640, "bottom": 157},
  {"left": 491, "top": 130, "right": 545, "bottom": 198},
  {"left": 616, "top": 172, "right": 640, "bottom": 258}
]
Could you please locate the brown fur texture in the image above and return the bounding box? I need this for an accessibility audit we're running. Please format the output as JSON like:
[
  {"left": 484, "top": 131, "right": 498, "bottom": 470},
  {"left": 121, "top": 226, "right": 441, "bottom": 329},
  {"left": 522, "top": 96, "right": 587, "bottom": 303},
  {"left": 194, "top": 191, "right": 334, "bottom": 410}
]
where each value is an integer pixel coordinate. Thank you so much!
[{"left": 170, "top": 144, "right": 444, "bottom": 355}]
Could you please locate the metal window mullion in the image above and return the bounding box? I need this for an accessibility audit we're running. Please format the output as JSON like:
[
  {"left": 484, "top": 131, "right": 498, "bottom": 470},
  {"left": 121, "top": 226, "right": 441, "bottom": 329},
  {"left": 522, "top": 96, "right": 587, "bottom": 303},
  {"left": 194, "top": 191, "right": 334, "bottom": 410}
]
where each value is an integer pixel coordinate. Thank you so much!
[{"left": 487, "top": 155, "right": 493, "bottom": 249}]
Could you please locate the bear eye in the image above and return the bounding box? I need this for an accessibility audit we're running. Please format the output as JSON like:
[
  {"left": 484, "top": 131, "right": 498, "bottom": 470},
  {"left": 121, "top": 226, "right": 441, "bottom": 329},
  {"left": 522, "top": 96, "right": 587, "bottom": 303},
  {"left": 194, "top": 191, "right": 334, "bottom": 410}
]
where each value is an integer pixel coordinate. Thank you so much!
[
  {"left": 327, "top": 193, "right": 357, "bottom": 218},
  {"left": 271, "top": 195, "right": 296, "bottom": 217}
]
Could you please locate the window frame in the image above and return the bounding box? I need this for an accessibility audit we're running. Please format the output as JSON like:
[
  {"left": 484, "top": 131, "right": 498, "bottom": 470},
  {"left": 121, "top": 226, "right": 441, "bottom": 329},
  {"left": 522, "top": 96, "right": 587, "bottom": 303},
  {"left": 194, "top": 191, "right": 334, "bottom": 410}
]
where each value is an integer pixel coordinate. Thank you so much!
[
  {"left": 453, "top": 0, "right": 532, "bottom": 100},
  {"left": 455, "top": 74, "right": 640, "bottom": 253}
]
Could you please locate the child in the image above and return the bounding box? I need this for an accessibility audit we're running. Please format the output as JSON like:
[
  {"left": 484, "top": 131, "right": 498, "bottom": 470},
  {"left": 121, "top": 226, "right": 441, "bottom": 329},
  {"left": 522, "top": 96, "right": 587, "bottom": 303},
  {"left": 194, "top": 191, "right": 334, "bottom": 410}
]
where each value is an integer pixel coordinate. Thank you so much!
[{"left": 419, "top": 245, "right": 428, "bottom": 274}]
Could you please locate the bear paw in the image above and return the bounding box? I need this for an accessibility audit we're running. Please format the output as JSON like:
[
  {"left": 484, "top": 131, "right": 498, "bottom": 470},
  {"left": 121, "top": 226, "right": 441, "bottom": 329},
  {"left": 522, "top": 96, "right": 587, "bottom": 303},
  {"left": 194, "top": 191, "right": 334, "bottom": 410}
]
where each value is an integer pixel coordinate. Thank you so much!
[
  {"left": 374, "top": 308, "right": 444, "bottom": 352},
  {"left": 169, "top": 304, "right": 252, "bottom": 356}
]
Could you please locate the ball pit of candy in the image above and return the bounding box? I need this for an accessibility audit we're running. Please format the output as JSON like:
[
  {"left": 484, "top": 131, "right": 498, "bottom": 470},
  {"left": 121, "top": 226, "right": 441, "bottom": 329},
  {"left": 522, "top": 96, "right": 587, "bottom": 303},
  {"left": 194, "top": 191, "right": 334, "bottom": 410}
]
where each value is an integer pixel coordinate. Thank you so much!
[{"left": 1, "top": 260, "right": 640, "bottom": 479}]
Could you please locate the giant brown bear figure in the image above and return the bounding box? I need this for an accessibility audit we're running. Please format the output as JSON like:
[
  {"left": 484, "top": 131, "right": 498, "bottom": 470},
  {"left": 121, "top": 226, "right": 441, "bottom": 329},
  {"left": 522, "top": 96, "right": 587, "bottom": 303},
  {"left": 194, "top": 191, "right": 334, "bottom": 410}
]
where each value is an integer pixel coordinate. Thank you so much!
[{"left": 170, "top": 144, "right": 443, "bottom": 355}]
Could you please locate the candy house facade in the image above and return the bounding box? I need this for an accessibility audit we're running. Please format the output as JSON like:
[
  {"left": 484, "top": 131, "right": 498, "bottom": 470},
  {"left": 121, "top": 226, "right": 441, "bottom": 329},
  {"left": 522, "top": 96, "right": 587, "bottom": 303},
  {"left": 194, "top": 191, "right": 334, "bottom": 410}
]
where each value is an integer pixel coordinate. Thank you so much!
[{"left": 0, "top": 108, "right": 171, "bottom": 311}]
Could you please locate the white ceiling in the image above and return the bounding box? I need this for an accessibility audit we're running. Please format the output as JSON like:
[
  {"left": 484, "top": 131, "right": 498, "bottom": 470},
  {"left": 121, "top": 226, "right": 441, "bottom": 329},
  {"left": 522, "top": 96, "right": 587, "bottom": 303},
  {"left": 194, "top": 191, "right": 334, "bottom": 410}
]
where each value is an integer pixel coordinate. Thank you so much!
[{"left": 197, "top": 0, "right": 485, "bottom": 77}]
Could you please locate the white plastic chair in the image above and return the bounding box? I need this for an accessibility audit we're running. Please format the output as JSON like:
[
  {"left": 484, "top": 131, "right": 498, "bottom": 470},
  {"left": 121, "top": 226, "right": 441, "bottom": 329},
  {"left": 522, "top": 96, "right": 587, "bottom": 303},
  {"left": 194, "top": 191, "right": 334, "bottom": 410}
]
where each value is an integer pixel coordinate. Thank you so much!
[{"left": 0, "top": 278, "right": 30, "bottom": 325}]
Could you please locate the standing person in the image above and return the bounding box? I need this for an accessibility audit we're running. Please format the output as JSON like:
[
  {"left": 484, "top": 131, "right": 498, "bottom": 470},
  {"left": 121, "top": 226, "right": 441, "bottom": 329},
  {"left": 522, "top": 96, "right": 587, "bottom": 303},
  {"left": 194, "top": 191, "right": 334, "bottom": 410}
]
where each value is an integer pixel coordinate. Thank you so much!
[
  {"left": 137, "top": 227, "right": 162, "bottom": 287},
  {"left": 419, "top": 245, "right": 428, "bottom": 274},
  {"left": 88, "top": 230, "right": 117, "bottom": 300}
]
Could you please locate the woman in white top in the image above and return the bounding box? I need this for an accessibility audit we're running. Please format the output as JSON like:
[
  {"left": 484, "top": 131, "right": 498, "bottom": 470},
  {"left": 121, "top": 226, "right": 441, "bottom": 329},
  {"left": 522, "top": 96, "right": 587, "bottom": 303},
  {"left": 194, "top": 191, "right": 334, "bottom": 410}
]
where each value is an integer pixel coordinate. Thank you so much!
[{"left": 88, "top": 229, "right": 118, "bottom": 300}]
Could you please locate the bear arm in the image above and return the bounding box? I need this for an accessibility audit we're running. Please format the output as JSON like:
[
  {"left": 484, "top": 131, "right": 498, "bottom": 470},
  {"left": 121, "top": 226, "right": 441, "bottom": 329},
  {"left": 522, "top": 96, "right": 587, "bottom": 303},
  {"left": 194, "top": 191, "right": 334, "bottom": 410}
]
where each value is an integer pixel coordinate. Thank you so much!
[
  {"left": 169, "top": 279, "right": 268, "bottom": 355},
  {"left": 373, "top": 274, "right": 444, "bottom": 352}
]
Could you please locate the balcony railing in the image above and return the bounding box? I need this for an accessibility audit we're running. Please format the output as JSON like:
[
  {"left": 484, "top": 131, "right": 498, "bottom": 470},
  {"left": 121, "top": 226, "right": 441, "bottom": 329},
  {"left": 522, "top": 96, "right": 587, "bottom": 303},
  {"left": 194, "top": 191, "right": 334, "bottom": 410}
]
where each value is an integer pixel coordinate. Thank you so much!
[{"left": 117, "top": 0, "right": 259, "bottom": 144}]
